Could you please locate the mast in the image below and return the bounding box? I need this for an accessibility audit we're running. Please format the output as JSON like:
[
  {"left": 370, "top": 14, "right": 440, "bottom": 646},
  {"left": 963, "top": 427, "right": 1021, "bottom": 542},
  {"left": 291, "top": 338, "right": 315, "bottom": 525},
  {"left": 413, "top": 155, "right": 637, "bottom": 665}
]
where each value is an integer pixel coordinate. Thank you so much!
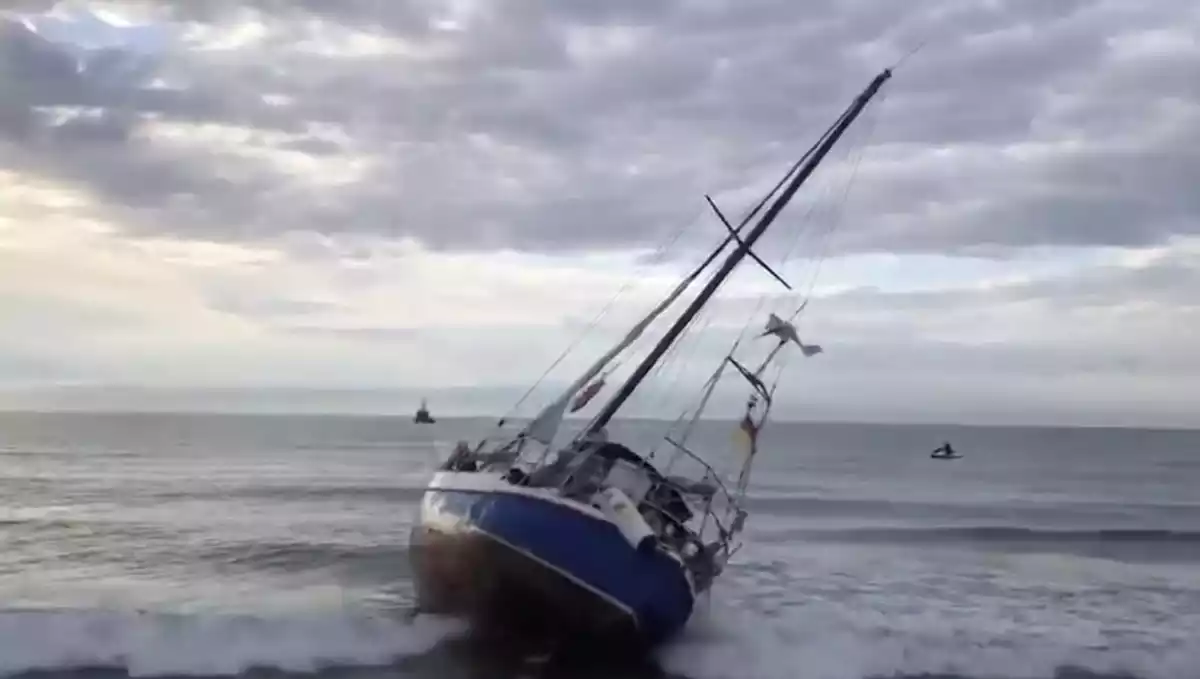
[
  {"left": 518, "top": 214, "right": 755, "bottom": 446},
  {"left": 587, "top": 67, "right": 891, "bottom": 434}
]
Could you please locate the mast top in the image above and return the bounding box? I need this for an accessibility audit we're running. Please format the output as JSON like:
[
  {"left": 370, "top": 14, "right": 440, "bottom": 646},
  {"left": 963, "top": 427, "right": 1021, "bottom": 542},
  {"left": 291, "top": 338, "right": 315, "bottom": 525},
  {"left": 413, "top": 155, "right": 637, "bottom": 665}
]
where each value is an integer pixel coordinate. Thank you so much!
[{"left": 584, "top": 66, "right": 892, "bottom": 434}]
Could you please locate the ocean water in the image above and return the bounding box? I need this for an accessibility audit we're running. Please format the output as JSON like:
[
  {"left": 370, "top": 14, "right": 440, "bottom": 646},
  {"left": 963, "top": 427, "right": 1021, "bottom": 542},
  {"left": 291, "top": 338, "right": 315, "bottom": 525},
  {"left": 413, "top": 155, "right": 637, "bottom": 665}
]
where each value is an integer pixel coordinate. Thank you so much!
[{"left": 1, "top": 412, "right": 1197, "bottom": 679}]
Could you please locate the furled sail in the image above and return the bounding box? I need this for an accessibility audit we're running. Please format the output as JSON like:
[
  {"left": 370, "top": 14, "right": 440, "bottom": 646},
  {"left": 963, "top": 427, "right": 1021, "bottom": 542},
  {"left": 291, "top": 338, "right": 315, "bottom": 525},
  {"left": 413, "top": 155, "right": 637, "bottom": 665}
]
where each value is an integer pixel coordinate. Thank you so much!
[
  {"left": 523, "top": 267, "right": 713, "bottom": 445},
  {"left": 570, "top": 376, "right": 607, "bottom": 412}
]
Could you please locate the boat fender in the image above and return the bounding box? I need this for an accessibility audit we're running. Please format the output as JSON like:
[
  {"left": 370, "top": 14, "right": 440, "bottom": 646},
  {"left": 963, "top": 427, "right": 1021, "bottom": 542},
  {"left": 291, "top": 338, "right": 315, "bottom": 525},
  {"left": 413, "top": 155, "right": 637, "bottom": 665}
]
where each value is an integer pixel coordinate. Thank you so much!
[{"left": 597, "top": 487, "right": 656, "bottom": 553}]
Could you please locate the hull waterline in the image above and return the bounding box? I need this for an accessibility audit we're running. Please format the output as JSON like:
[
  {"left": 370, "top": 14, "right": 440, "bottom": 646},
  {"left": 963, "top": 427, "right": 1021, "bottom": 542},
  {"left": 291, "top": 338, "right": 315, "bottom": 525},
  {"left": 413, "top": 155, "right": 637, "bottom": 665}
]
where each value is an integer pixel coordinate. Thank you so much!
[{"left": 409, "top": 472, "right": 696, "bottom": 649}]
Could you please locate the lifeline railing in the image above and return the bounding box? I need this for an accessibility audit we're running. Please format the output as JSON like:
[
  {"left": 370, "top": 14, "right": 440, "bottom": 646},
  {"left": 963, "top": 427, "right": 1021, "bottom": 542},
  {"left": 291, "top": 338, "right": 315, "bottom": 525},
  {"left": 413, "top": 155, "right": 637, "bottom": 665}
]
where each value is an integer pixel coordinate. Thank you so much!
[{"left": 550, "top": 441, "right": 746, "bottom": 558}]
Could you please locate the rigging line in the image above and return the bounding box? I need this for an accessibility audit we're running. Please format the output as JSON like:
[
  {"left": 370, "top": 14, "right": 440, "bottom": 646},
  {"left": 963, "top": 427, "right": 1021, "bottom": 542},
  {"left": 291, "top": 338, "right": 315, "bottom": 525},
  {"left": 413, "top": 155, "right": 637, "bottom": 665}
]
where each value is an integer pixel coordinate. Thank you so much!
[
  {"left": 729, "top": 181, "right": 848, "bottom": 348},
  {"left": 766, "top": 41, "right": 922, "bottom": 329},
  {"left": 891, "top": 37, "right": 930, "bottom": 72},
  {"left": 644, "top": 306, "right": 720, "bottom": 434},
  {"left": 710, "top": 102, "right": 854, "bottom": 247},
  {"left": 796, "top": 89, "right": 886, "bottom": 312},
  {"left": 617, "top": 120, "right": 834, "bottom": 374},
  {"left": 549, "top": 148, "right": 801, "bottom": 395},
  {"left": 565, "top": 308, "right": 701, "bottom": 445},
  {"left": 681, "top": 109, "right": 877, "bottom": 451},
  {"left": 759, "top": 88, "right": 885, "bottom": 329},
  {"left": 629, "top": 297, "right": 714, "bottom": 414},
  {"left": 604, "top": 138, "right": 839, "bottom": 410},
  {"left": 579, "top": 281, "right": 713, "bottom": 438},
  {"left": 775, "top": 108, "right": 873, "bottom": 273},
  {"left": 757, "top": 346, "right": 793, "bottom": 443},
  {"left": 722, "top": 118, "right": 867, "bottom": 348},
  {"left": 647, "top": 314, "right": 703, "bottom": 386},
  {"left": 750, "top": 155, "right": 851, "bottom": 325},
  {"left": 752, "top": 96, "right": 881, "bottom": 328},
  {"left": 609, "top": 115, "right": 835, "bottom": 379},
  {"left": 773, "top": 162, "right": 863, "bottom": 326},
  {"left": 654, "top": 198, "right": 829, "bottom": 450},
  {"left": 609, "top": 170, "right": 777, "bottom": 374},
  {"left": 607, "top": 293, "right": 692, "bottom": 376},
  {"left": 653, "top": 303, "right": 750, "bottom": 457},
  {"left": 605, "top": 276, "right": 699, "bottom": 378},
  {"left": 741, "top": 103, "right": 888, "bottom": 472},
  {"left": 744, "top": 138, "right": 832, "bottom": 215},
  {"left": 762, "top": 164, "right": 841, "bottom": 272},
  {"left": 591, "top": 69, "right": 891, "bottom": 436},
  {"left": 739, "top": 137, "right": 878, "bottom": 476},
  {"left": 667, "top": 105, "right": 856, "bottom": 361},
  {"left": 546, "top": 95, "right": 853, "bottom": 391},
  {"left": 714, "top": 107, "right": 883, "bottom": 445},
  {"left": 494, "top": 199, "right": 712, "bottom": 422},
  {"left": 723, "top": 194, "right": 835, "bottom": 351}
]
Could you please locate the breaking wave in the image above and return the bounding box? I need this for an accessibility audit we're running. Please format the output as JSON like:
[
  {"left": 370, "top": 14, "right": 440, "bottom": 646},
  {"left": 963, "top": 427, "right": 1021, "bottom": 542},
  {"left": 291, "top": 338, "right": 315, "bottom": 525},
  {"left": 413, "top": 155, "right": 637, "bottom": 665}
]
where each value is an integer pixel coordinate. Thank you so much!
[
  {"left": 795, "top": 526, "right": 1200, "bottom": 544},
  {"left": 151, "top": 486, "right": 429, "bottom": 504},
  {"left": 0, "top": 609, "right": 459, "bottom": 678},
  {"left": 0, "top": 606, "right": 1190, "bottom": 679},
  {"left": 761, "top": 525, "right": 1200, "bottom": 563},
  {"left": 746, "top": 495, "right": 1200, "bottom": 521},
  {"left": 195, "top": 541, "right": 413, "bottom": 577},
  {"left": 659, "top": 602, "right": 1197, "bottom": 679}
]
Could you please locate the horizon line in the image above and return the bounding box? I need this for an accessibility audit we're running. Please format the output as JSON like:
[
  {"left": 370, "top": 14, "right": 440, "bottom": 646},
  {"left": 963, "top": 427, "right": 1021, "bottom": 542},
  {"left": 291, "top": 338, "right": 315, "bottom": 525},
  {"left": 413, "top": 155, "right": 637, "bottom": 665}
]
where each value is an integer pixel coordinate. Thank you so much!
[{"left": 0, "top": 407, "right": 1195, "bottom": 432}]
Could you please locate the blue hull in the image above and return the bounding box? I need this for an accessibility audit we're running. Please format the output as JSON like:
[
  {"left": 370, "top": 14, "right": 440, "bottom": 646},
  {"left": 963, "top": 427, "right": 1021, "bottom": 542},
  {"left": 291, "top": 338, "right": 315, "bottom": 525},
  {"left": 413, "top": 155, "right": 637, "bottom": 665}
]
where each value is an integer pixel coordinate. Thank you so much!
[{"left": 411, "top": 478, "right": 696, "bottom": 647}]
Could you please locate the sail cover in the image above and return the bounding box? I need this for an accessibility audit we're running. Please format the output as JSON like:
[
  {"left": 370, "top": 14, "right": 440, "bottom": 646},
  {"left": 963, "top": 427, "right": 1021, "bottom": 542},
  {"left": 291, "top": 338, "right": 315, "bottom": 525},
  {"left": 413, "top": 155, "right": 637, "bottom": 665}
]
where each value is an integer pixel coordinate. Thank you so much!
[{"left": 570, "top": 376, "right": 606, "bottom": 412}]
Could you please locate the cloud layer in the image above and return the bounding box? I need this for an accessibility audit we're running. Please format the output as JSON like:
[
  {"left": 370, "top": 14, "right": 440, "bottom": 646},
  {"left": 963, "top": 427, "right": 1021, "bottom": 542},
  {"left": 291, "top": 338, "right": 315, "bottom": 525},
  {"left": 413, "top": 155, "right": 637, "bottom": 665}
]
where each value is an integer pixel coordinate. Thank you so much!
[
  {"left": 1, "top": 1, "right": 1198, "bottom": 425},
  {"left": 6, "top": 0, "right": 1197, "bottom": 256}
]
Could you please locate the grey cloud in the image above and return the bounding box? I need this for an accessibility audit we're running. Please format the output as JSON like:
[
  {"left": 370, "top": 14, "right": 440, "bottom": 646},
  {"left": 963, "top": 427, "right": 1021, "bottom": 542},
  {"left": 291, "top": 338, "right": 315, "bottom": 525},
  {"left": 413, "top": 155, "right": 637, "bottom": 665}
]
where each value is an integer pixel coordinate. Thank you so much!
[
  {"left": 805, "top": 249, "right": 1200, "bottom": 320},
  {"left": 140, "top": 0, "right": 439, "bottom": 39},
  {"left": 0, "top": 17, "right": 255, "bottom": 233},
  {"left": 207, "top": 246, "right": 1200, "bottom": 386},
  {"left": 836, "top": 110, "right": 1200, "bottom": 257},
  {"left": 1, "top": 18, "right": 201, "bottom": 136},
  {"left": 203, "top": 294, "right": 342, "bottom": 320},
  {"left": 280, "top": 326, "right": 424, "bottom": 341},
  {"left": 673, "top": 249, "right": 1200, "bottom": 392},
  {"left": 3, "top": 0, "right": 1198, "bottom": 259}
]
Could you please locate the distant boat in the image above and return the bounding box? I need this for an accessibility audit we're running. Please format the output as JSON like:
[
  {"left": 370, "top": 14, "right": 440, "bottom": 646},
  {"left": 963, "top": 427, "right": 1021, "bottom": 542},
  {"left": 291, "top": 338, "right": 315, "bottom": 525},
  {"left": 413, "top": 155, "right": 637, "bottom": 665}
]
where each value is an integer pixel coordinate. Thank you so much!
[
  {"left": 414, "top": 399, "right": 436, "bottom": 424},
  {"left": 409, "top": 65, "right": 894, "bottom": 652},
  {"left": 930, "top": 442, "right": 961, "bottom": 460}
]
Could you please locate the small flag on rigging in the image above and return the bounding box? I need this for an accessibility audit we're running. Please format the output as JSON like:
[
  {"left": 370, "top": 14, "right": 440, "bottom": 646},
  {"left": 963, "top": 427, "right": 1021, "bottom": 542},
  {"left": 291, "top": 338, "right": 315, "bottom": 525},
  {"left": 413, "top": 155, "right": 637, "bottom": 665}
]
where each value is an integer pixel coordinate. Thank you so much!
[
  {"left": 760, "top": 312, "right": 823, "bottom": 357},
  {"left": 735, "top": 408, "right": 760, "bottom": 458},
  {"left": 760, "top": 313, "right": 799, "bottom": 344}
]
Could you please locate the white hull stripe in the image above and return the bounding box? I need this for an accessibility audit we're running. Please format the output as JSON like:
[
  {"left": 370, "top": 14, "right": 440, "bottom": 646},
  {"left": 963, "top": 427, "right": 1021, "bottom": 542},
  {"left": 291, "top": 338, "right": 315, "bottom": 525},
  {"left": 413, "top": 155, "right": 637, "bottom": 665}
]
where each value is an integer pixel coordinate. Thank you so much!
[{"left": 428, "top": 470, "right": 607, "bottom": 519}]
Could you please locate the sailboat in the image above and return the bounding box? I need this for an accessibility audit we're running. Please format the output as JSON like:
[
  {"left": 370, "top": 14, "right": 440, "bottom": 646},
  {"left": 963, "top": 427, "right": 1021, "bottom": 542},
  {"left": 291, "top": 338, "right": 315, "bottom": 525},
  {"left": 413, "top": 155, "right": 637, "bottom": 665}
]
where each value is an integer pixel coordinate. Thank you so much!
[
  {"left": 409, "top": 66, "right": 893, "bottom": 650},
  {"left": 414, "top": 399, "right": 436, "bottom": 424}
]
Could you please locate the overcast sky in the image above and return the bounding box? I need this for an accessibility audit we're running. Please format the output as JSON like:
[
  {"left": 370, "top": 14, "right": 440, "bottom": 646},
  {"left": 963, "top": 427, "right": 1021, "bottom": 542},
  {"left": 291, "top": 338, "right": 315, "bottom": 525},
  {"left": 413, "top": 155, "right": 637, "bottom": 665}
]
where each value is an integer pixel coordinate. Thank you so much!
[{"left": 1, "top": 0, "right": 1197, "bottom": 426}]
